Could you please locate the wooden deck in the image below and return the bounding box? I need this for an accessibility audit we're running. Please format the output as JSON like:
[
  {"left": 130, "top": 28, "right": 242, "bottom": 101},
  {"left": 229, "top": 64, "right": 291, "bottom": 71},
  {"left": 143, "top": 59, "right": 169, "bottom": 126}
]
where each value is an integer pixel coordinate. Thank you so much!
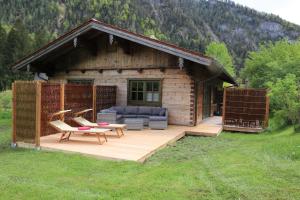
[
  {"left": 40, "top": 117, "right": 223, "bottom": 162},
  {"left": 187, "top": 116, "right": 223, "bottom": 137}
]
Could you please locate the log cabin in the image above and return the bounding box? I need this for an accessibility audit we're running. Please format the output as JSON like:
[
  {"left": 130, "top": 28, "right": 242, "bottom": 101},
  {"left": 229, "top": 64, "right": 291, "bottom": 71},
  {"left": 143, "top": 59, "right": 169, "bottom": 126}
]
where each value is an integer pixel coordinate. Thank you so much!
[{"left": 11, "top": 18, "right": 236, "bottom": 126}]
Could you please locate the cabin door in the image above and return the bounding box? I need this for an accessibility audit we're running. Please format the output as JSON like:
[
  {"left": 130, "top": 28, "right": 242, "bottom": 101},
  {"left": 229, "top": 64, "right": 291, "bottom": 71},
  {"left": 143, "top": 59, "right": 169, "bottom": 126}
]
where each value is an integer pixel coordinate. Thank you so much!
[{"left": 203, "top": 83, "right": 211, "bottom": 119}]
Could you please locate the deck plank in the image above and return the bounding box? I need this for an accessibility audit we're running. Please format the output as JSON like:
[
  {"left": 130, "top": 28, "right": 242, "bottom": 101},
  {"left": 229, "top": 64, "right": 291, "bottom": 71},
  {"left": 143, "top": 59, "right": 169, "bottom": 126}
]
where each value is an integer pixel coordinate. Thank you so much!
[{"left": 40, "top": 118, "right": 223, "bottom": 162}]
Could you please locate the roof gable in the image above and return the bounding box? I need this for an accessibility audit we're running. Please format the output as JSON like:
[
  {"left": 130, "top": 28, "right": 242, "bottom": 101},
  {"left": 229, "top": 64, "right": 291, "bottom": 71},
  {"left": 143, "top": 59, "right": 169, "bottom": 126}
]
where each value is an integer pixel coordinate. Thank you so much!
[{"left": 10, "top": 18, "right": 236, "bottom": 85}]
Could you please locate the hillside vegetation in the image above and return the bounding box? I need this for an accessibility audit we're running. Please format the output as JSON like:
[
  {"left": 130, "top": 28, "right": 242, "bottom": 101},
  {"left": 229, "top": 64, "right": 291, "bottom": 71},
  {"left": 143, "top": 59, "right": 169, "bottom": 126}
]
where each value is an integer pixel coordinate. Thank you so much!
[{"left": 0, "top": 0, "right": 299, "bottom": 70}]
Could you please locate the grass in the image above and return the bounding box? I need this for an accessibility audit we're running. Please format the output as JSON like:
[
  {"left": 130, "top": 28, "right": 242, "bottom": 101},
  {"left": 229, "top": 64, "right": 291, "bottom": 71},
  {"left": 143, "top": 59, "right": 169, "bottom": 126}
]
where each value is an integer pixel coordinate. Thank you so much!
[{"left": 0, "top": 118, "right": 299, "bottom": 199}]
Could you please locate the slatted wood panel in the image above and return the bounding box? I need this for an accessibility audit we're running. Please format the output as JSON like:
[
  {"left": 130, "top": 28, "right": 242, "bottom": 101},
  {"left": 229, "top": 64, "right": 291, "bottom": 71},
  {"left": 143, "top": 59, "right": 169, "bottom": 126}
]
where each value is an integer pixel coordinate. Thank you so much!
[
  {"left": 40, "top": 83, "right": 62, "bottom": 136},
  {"left": 13, "top": 81, "right": 40, "bottom": 144},
  {"left": 13, "top": 81, "right": 117, "bottom": 145},
  {"left": 95, "top": 86, "right": 116, "bottom": 115},
  {"left": 64, "top": 84, "right": 93, "bottom": 125},
  {"left": 223, "top": 88, "right": 269, "bottom": 132}
]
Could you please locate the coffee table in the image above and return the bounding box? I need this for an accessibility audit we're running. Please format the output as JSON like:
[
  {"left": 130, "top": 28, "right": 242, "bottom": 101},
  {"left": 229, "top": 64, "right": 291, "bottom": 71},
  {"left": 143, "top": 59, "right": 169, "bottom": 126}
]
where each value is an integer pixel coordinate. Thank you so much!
[{"left": 124, "top": 118, "right": 144, "bottom": 130}]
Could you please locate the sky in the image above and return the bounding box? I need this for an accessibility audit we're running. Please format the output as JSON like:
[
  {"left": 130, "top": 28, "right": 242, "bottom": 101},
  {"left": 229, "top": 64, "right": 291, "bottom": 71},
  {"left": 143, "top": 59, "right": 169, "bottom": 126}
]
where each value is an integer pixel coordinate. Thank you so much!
[{"left": 233, "top": 0, "right": 300, "bottom": 25}]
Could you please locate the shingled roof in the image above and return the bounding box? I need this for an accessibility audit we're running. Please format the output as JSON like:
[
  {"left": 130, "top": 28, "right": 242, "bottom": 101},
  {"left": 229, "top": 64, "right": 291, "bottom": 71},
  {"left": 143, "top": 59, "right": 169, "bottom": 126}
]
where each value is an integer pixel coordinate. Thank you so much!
[{"left": 11, "top": 18, "right": 236, "bottom": 84}]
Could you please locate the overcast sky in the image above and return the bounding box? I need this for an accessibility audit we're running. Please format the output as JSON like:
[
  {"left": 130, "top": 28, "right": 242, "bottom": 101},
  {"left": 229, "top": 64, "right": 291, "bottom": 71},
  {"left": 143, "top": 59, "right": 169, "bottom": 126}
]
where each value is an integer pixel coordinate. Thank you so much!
[{"left": 233, "top": 0, "right": 300, "bottom": 25}]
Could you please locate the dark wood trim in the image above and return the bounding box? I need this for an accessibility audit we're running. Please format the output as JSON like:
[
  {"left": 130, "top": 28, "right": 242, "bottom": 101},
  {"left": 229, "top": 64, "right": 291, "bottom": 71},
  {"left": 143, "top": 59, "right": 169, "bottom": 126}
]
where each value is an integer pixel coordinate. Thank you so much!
[
  {"left": 222, "top": 88, "right": 227, "bottom": 128},
  {"left": 193, "top": 80, "right": 198, "bottom": 126},
  {"left": 63, "top": 66, "right": 176, "bottom": 73}
]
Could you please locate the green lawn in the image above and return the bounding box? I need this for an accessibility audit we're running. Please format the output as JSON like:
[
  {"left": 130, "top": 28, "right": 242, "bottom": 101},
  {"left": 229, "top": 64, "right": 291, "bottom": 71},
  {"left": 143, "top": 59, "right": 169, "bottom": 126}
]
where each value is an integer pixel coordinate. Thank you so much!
[{"left": 0, "top": 118, "right": 299, "bottom": 200}]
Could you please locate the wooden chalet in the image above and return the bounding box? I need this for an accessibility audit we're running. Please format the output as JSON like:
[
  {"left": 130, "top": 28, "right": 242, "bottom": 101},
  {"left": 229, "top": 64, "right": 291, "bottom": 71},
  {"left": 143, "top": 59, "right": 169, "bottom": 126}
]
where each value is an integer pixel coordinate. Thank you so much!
[{"left": 11, "top": 18, "right": 236, "bottom": 126}]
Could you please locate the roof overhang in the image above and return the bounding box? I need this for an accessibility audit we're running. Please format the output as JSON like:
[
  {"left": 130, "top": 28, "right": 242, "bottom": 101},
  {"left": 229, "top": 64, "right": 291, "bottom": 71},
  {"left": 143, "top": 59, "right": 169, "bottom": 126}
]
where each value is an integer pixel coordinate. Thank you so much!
[{"left": 11, "top": 18, "right": 236, "bottom": 85}]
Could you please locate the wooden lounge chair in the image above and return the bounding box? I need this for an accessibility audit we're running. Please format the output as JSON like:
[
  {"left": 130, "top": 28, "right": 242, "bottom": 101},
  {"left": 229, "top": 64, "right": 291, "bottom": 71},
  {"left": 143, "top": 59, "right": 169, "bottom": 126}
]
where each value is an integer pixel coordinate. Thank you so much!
[
  {"left": 73, "top": 109, "right": 126, "bottom": 138},
  {"left": 49, "top": 110, "right": 111, "bottom": 144}
]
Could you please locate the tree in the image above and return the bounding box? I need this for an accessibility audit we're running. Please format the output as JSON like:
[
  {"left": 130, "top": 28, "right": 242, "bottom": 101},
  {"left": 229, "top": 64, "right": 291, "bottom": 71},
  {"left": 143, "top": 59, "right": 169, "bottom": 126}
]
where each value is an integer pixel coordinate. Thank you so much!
[
  {"left": 2, "top": 19, "right": 33, "bottom": 90},
  {"left": 4, "top": 19, "right": 33, "bottom": 67},
  {"left": 267, "top": 74, "right": 300, "bottom": 128},
  {"left": 34, "top": 27, "right": 52, "bottom": 50},
  {"left": 241, "top": 39, "right": 300, "bottom": 129},
  {"left": 241, "top": 40, "right": 300, "bottom": 88},
  {"left": 205, "top": 41, "right": 235, "bottom": 77},
  {"left": 0, "top": 24, "right": 7, "bottom": 91}
]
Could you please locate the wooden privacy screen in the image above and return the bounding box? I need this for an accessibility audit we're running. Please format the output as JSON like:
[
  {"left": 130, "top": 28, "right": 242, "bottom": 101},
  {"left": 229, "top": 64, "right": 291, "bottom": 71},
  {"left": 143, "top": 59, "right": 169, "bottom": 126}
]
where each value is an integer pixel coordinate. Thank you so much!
[
  {"left": 40, "top": 83, "right": 62, "bottom": 136},
  {"left": 12, "top": 81, "right": 41, "bottom": 145},
  {"left": 95, "top": 86, "right": 117, "bottom": 114},
  {"left": 64, "top": 84, "right": 93, "bottom": 126},
  {"left": 12, "top": 81, "right": 116, "bottom": 146},
  {"left": 222, "top": 87, "right": 269, "bottom": 133}
]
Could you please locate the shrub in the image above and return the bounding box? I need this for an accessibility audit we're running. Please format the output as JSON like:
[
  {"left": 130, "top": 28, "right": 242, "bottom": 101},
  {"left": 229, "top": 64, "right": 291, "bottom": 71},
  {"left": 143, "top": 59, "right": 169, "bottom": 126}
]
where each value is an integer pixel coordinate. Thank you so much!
[
  {"left": 0, "top": 90, "right": 12, "bottom": 119},
  {"left": 267, "top": 74, "right": 300, "bottom": 128},
  {"left": 0, "top": 90, "right": 12, "bottom": 111}
]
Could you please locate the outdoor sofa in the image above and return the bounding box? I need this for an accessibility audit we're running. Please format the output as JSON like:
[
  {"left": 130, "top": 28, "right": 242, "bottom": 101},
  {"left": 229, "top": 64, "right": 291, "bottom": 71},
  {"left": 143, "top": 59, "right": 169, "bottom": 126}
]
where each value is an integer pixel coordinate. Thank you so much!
[{"left": 97, "top": 106, "right": 168, "bottom": 130}]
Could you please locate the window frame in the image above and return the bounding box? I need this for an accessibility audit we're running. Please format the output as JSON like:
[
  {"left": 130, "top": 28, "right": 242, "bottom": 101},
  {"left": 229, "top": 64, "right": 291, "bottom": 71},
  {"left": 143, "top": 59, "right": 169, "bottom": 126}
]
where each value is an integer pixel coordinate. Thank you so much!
[
  {"left": 67, "top": 79, "right": 94, "bottom": 85},
  {"left": 127, "top": 79, "right": 162, "bottom": 107}
]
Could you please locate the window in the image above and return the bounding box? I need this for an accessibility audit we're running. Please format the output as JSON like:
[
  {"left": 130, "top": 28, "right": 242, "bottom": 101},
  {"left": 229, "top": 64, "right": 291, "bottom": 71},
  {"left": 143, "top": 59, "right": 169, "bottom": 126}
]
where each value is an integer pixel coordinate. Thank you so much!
[
  {"left": 128, "top": 79, "right": 162, "bottom": 106},
  {"left": 67, "top": 79, "right": 94, "bottom": 85}
]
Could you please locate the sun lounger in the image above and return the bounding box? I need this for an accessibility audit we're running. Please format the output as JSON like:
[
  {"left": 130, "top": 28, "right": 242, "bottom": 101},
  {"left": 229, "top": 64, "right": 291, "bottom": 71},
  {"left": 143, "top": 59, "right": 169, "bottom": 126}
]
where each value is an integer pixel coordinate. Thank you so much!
[
  {"left": 49, "top": 110, "right": 111, "bottom": 145},
  {"left": 73, "top": 116, "right": 126, "bottom": 138}
]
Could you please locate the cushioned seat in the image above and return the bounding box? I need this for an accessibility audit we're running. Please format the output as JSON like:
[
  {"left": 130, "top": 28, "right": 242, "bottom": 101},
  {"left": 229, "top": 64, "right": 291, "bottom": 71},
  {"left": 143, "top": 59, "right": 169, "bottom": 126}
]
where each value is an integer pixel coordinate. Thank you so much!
[
  {"left": 122, "top": 114, "right": 137, "bottom": 118},
  {"left": 136, "top": 115, "right": 150, "bottom": 118},
  {"left": 149, "top": 116, "right": 167, "bottom": 121},
  {"left": 138, "top": 106, "right": 152, "bottom": 115},
  {"left": 98, "top": 106, "right": 168, "bottom": 129}
]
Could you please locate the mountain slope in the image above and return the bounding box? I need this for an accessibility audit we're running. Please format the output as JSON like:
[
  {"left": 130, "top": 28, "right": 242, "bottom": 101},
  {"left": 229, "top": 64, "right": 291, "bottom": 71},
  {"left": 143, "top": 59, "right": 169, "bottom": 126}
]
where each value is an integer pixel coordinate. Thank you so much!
[{"left": 0, "top": 0, "right": 299, "bottom": 71}]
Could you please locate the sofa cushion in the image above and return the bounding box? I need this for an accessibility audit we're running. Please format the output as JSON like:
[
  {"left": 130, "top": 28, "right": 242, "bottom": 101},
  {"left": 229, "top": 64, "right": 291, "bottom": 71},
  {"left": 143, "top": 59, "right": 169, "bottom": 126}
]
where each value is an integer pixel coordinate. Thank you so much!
[
  {"left": 112, "top": 106, "right": 125, "bottom": 114},
  {"left": 136, "top": 115, "right": 150, "bottom": 118},
  {"left": 151, "top": 107, "right": 162, "bottom": 116},
  {"left": 101, "top": 109, "right": 116, "bottom": 113},
  {"left": 159, "top": 108, "right": 166, "bottom": 116},
  {"left": 122, "top": 114, "right": 137, "bottom": 118},
  {"left": 125, "top": 106, "right": 138, "bottom": 114},
  {"left": 138, "top": 106, "right": 152, "bottom": 115},
  {"left": 149, "top": 116, "right": 167, "bottom": 121}
]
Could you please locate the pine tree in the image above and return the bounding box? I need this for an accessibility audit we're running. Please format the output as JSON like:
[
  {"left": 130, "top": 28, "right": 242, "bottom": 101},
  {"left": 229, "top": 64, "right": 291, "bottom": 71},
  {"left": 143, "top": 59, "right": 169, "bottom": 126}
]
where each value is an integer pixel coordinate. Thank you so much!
[
  {"left": 4, "top": 19, "right": 33, "bottom": 66},
  {"left": 2, "top": 19, "right": 33, "bottom": 90},
  {"left": 34, "top": 27, "right": 52, "bottom": 50},
  {"left": 0, "top": 24, "right": 7, "bottom": 91}
]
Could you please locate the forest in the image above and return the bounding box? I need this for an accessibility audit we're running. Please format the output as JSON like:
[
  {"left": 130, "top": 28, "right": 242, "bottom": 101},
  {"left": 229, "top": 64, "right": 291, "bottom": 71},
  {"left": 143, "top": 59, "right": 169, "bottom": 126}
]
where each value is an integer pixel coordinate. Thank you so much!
[{"left": 0, "top": 0, "right": 299, "bottom": 127}]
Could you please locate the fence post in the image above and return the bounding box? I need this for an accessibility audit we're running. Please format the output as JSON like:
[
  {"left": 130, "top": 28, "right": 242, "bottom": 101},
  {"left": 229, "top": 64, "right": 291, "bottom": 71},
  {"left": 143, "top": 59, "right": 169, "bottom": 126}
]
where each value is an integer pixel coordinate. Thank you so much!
[
  {"left": 12, "top": 82, "right": 16, "bottom": 146},
  {"left": 35, "top": 81, "right": 42, "bottom": 147},
  {"left": 264, "top": 95, "right": 270, "bottom": 128},
  {"left": 93, "top": 85, "right": 96, "bottom": 122},
  {"left": 222, "top": 87, "right": 227, "bottom": 128},
  {"left": 60, "top": 83, "right": 65, "bottom": 121}
]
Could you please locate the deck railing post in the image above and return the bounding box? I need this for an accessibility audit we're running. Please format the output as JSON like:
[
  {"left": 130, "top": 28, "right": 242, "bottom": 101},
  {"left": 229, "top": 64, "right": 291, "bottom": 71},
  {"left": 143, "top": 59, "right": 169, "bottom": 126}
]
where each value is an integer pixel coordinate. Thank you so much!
[
  {"left": 11, "top": 82, "right": 17, "bottom": 147},
  {"left": 35, "top": 81, "right": 42, "bottom": 148},
  {"left": 222, "top": 87, "right": 227, "bottom": 128},
  {"left": 264, "top": 94, "right": 270, "bottom": 128},
  {"left": 60, "top": 83, "right": 65, "bottom": 121},
  {"left": 92, "top": 85, "right": 96, "bottom": 122}
]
